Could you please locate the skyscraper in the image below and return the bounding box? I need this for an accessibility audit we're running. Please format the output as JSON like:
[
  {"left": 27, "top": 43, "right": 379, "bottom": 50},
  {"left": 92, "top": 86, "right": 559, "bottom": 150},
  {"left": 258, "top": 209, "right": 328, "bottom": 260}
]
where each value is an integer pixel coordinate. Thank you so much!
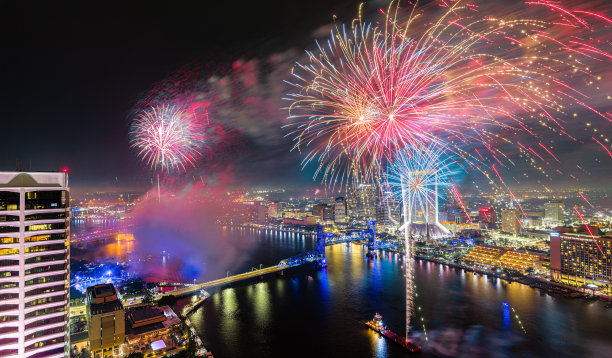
[
  {"left": 334, "top": 197, "right": 347, "bottom": 224},
  {"left": 544, "top": 201, "right": 565, "bottom": 222},
  {"left": 0, "top": 171, "right": 70, "bottom": 358},
  {"left": 350, "top": 184, "right": 378, "bottom": 220},
  {"left": 267, "top": 201, "right": 282, "bottom": 218},
  {"left": 501, "top": 208, "right": 521, "bottom": 236}
]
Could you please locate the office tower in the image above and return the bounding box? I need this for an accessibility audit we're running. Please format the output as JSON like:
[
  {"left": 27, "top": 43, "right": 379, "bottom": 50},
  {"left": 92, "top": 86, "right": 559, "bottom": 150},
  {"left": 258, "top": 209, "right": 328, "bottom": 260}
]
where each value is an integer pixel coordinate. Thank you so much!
[
  {"left": 350, "top": 184, "right": 378, "bottom": 220},
  {"left": 86, "top": 284, "right": 125, "bottom": 357},
  {"left": 501, "top": 208, "right": 521, "bottom": 236},
  {"left": 312, "top": 203, "right": 334, "bottom": 224},
  {"left": 478, "top": 207, "right": 496, "bottom": 228},
  {"left": 334, "top": 197, "right": 347, "bottom": 224},
  {"left": 0, "top": 171, "right": 70, "bottom": 358},
  {"left": 267, "top": 202, "right": 282, "bottom": 218},
  {"left": 544, "top": 200, "right": 565, "bottom": 222}
]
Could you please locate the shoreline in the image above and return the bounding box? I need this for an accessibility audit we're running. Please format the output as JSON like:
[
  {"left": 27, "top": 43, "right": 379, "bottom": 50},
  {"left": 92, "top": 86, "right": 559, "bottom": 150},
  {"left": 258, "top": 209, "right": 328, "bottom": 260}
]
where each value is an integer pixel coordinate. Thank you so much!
[{"left": 413, "top": 255, "right": 612, "bottom": 304}]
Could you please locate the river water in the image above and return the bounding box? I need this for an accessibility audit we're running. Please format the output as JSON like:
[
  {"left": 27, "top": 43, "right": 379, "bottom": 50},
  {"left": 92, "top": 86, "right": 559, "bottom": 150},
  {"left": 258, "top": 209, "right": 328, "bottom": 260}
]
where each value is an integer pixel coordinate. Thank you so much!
[{"left": 188, "top": 228, "right": 612, "bottom": 358}]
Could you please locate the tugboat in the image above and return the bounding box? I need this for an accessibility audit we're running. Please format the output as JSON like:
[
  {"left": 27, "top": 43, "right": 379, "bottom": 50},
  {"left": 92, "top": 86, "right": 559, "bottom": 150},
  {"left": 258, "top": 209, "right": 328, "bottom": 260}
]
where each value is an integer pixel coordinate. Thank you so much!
[{"left": 365, "top": 314, "right": 421, "bottom": 353}]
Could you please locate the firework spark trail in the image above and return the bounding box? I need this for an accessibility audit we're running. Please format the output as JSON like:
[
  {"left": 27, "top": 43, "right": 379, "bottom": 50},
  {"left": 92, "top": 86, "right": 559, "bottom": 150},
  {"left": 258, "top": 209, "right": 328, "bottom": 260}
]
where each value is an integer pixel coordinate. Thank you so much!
[
  {"left": 387, "top": 144, "right": 458, "bottom": 224},
  {"left": 492, "top": 165, "right": 527, "bottom": 218},
  {"left": 286, "top": 0, "right": 612, "bottom": 187},
  {"left": 285, "top": 0, "right": 612, "bottom": 338},
  {"left": 130, "top": 105, "right": 206, "bottom": 173},
  {"left": 573, "top": 205, "right": 604, "bottom": 255},
  {"left": 451, "top": 185, "right": 473, "bottom": 224},
  {"left": 578, "top": 191, "right": 595, "bottom": 208},
  {"left": 592, "top": 136, "right": 612, "bottom": 159}
]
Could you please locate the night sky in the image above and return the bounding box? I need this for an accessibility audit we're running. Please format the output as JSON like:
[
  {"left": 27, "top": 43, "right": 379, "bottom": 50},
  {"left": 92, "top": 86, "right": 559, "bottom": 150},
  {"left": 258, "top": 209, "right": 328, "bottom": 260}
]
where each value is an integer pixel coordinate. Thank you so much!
[
  {"left": 1, "top": 0, "right": 611, "bottom": 192},
  {"left": 0, "top": 0, "right": 361, "bottom": 190}
]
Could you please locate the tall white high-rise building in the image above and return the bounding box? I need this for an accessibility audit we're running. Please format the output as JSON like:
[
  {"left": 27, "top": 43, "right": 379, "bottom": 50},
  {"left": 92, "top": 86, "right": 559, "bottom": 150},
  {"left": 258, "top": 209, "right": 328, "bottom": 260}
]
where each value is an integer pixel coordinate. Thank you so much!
[
  {"left": 544, "top": 200, "right": 565, "bottom": 222},
  {"left": 0, "top": 172, "right": 70, "bottom": 358},
  {"left": 350, "top": 184, "right": 378, "bottom": 220}
]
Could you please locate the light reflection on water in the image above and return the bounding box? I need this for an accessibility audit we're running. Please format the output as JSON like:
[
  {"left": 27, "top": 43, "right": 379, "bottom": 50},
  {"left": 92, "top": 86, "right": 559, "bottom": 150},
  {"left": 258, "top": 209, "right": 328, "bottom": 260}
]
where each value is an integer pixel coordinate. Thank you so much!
[{"left": 190, "top": 241, "right": 612, "bottom": 358}]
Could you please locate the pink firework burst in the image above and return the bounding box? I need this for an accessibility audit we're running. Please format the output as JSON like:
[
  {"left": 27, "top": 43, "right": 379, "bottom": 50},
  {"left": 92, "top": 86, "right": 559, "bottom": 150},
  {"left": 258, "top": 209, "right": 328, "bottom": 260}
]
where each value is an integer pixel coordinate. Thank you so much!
[{"left": 130, "top": 105, "right": 206, "bottom": 173}]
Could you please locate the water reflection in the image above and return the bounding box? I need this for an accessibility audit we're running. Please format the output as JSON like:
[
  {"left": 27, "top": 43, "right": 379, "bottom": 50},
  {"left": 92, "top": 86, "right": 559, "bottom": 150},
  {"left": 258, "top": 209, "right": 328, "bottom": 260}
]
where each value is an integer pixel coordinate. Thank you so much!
[{"left": 193, "top": 241, "right": 612, "bottom": 358}]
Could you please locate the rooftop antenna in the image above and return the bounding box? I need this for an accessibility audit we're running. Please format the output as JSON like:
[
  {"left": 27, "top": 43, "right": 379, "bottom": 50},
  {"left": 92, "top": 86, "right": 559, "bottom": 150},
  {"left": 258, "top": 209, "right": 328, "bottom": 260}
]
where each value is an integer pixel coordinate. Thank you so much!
[{"left": 16, "top": 159, "right": 22, "bottom": 172}]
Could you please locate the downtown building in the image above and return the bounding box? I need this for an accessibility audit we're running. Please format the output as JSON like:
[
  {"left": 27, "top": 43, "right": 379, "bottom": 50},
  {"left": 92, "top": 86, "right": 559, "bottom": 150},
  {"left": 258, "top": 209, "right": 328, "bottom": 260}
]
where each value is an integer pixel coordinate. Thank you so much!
[
  {"left": 0, "top": 172, "right": 70, "bottom": 358},
  {"left": 501, "top": 208, "right": 521, "bottom": 236},
  {"left": 550, "top": 232, "right": 612, "bottom": 292}
]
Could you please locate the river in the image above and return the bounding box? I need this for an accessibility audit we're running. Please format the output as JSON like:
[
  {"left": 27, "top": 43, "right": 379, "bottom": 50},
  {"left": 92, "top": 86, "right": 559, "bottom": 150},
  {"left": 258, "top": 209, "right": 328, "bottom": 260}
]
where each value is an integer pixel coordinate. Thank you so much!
[{"left": 188, "top": 228, "right": 612, "bottom": 358}]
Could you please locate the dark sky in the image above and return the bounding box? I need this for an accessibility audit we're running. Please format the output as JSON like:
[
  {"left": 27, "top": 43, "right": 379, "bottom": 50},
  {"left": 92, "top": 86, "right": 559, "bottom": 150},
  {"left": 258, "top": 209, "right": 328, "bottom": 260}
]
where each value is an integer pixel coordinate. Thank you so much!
[
  {"left": 0, "top": 0, "right": 359, "bottom": 190},
  {"left": 1, "top": 0, "right": 611, "bottom": 192}
]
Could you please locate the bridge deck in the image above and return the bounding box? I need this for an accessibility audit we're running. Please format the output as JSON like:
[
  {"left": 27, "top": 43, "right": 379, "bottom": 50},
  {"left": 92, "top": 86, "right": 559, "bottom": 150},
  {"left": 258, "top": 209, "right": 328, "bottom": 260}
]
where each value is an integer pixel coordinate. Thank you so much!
[{"left": 158, "top": 265, "right": 286, "bottom": 298}]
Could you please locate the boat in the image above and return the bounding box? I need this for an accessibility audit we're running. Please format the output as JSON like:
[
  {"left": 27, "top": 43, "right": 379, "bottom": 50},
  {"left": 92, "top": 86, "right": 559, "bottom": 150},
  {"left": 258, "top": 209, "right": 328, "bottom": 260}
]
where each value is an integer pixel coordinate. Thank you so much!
[{"left": 365, "top": 314, "right": 421, "bottom": 353}]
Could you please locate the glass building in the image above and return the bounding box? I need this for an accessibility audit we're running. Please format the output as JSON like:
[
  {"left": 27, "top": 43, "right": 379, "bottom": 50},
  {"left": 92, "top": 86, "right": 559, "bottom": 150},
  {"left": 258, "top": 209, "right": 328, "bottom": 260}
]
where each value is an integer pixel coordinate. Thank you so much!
[{"left": 0, "top": 172, "right": 70, "bottom": 358}]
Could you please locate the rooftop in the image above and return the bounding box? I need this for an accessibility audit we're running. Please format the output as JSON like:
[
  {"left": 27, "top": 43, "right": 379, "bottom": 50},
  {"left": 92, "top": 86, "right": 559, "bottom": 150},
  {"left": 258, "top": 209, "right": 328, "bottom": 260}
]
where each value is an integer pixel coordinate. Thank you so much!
[
  {"left": 0, "top": 171, "right": 67, "bottom": 188},
  {"left": 86, "top": 284, "right": 123, "bottom": 315}
]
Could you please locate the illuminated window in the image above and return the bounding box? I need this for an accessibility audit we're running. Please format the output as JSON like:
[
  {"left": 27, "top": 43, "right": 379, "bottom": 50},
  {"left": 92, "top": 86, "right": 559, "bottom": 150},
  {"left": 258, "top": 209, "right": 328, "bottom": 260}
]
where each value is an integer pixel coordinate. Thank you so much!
[
  {"left": 25, "top": 233, "right": 66, "bottom": 243},
  {"left": 0, "top": 237, "right": 18, "bottom": 245},
  {"left": 0, "top": 249, "right": 19, "bottom": 256}
]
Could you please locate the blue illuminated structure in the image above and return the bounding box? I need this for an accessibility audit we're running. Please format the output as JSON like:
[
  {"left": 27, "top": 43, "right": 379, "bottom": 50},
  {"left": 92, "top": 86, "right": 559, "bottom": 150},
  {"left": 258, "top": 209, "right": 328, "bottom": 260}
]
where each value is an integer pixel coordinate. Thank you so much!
[
  {"left": 316, "top": 225, "right": 328, "bottom": 268},
  {"left": 365, "top": 220, "right": 377, "bottom": 258}
]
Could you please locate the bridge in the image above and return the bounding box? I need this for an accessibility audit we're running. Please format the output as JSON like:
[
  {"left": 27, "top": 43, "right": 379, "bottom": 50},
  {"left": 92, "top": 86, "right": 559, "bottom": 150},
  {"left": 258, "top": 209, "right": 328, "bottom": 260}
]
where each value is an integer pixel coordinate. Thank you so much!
[
  {"left": 70, "top": 224, "right": 133, "bottom": 243},
  {"left": 124, "top": 220, "right": 384, "bottom": 304}
]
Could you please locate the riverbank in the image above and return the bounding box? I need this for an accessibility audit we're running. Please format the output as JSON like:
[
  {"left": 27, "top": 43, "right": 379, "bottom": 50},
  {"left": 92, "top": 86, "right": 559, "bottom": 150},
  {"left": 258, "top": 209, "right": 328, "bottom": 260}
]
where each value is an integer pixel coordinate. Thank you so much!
[{"left": 414, "top": 255, "right": 612, "bottom": 304}]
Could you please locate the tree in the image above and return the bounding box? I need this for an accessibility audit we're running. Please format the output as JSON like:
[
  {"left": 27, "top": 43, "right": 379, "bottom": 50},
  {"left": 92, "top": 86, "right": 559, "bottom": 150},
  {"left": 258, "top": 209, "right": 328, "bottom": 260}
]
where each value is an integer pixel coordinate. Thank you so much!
[
  {"left": 142, "top": 291, "right": 154, "bottom": 304},
  {"left": 126, "top": 353, "right": 144, "bottom": 358},
  {"left": 157, "top": 294, "right": 177, "bottom": 309},
  {"left": 70, "top": 287, "right": 84, "bottom": 300}
]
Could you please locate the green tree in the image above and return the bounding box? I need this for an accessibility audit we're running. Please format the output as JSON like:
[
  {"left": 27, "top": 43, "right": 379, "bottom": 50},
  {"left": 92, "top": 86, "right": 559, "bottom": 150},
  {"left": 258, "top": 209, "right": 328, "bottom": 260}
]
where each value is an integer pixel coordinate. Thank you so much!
[
  {"left": 142, "top": 291, "right": 154, "bottom": 304},
  {"left": 157, "top": 294, "right": 177, "bottom": 309}
]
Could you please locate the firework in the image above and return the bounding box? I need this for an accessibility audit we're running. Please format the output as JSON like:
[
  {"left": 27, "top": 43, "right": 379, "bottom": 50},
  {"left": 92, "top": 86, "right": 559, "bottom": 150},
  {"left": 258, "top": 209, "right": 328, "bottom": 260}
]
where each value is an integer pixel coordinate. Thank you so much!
[
  {"left": 387, "top": 144, "right": 458, "bottom": 229},
  {"left": 285, "top": 0, "right": 612, "bottom": 340},
  {"left": 130, "top": 105, "right": 206, "bottom": 173},
  {"left": 285, "top": 0, "right": 612, "bottom": 187}
]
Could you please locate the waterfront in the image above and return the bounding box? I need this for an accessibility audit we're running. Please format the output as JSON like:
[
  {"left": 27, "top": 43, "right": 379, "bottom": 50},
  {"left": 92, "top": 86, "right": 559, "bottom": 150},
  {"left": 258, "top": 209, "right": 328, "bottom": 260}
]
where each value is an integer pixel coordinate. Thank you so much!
[{"left": 189, "top": 231, "right": 612, "bottom": 358}]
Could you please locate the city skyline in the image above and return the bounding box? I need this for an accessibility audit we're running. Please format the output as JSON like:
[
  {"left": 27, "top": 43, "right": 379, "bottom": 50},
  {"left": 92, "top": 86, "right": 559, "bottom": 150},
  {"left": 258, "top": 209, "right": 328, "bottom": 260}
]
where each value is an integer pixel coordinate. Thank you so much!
[{"left": 2, "top": 1, "right": 612, "bottom": 357}]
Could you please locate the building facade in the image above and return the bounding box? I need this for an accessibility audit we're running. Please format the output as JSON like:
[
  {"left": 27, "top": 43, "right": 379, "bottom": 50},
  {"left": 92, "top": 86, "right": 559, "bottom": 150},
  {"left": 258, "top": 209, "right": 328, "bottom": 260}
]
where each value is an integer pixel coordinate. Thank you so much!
[
  {"left": 501, "top": 208, "right": 521, "bottom": 236},
  {"left": 333, "top": 197, "right": 347, "bottom": 224},
  {"left": 544, "top": 200, "right": 564, "bottom": 225},
  {"left": 350, "top": 184, "right": 378, "bottom": 220},
  {"left": 0, "top": 171, "right": 70, "bottom": 358},
  {"left": 478, "top": 207, "right": 496, "bottom": 228},
  {"left": 550, "top": 233, "right": 612, "bottom": 290},
  {"left": 86, "top": 284, "right": 125, "bottom": 357}
]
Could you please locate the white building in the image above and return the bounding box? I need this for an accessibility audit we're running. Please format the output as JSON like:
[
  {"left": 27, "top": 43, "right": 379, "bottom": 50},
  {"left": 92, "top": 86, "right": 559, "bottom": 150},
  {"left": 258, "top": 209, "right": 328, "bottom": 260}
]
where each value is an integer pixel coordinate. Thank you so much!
[{"left": 0, "top": 172, "right": 70, "bottom": 358}]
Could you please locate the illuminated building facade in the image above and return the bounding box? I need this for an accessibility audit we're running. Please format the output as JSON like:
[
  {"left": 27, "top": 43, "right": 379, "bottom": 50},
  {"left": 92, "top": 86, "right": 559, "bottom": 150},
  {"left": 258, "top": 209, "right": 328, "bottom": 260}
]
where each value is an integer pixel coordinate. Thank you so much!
[
  {"left": 334, "top": 197, "right": 347, "bottom": 224},
  {"left": 550, "top": 233, "right": 612, "bottom": 289},
  {"left": 86, "top": 284, "right": 125, "bottom": 357},
  {"left": 501, "top": 208, "right": 521, "bottom": 236},
  {"left": 267, "top": 202, "right": 282, "bottom": 218},
  {"left": 0, "top": 171, "right": 70, "bottom": 358},
  {"left": 463, "top": 245, "right": 539, "bottom": 273},
  {"left": 478, "top": 207, "right": 496, "bottom": 228},
  {"left": 350, "top": 184, "right": 378, "bottom": 220},
  {"left": 544, "top": 201, "right": 565, "bottom": 222}
]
